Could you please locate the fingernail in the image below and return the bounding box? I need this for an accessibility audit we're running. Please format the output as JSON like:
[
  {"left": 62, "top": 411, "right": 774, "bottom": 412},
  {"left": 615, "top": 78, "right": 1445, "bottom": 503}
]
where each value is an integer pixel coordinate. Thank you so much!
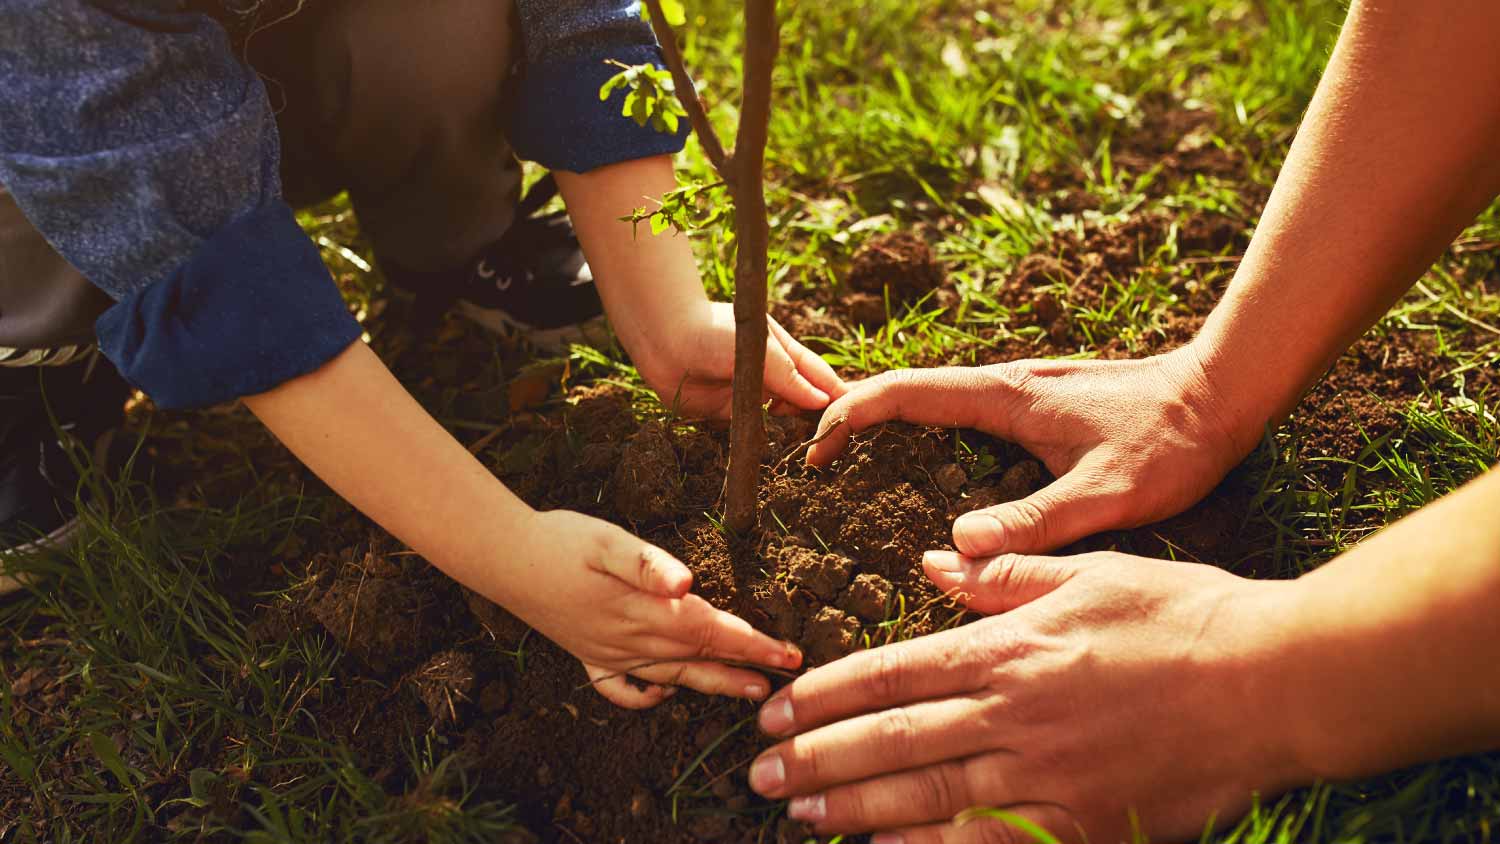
[
  {"left": 760, "top": 695, "right": 794, "bottom": 734},
  {"left": 954, "top": 512, "right": 1004, "bottom": 552},
  {"left": 744, "top": 683, "right": 768, "bottom": 700},
  {"left": 871, "top": 835, "right": 905, "bottom": 844},
  {"left": 788, "top": 794, "right": 826, "bottom": 822},
  {"left": 783, "top": 644, "right": 803, "bottom": 667},
  {"left": 922, "top": 550, "right": 963, "bottom": 572},
  {"left": 749, "top": 753, "right": 786, "bottom": 793}
]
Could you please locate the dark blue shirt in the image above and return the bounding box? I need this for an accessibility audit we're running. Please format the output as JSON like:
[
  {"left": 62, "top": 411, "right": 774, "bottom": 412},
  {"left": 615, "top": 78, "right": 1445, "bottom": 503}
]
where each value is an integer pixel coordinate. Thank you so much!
[{"left": 0, "top": 0, "right": 685, "bottom": 408}]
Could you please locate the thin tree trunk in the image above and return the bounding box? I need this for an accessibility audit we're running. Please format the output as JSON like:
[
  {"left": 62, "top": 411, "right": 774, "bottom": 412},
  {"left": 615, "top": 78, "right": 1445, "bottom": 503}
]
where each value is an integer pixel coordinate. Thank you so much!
[
  {"left": 641, "top": 0, "right": 779, "bottom": 534},
  {"left": 722, "top": 0, "right": 778, "bottom": 534}
]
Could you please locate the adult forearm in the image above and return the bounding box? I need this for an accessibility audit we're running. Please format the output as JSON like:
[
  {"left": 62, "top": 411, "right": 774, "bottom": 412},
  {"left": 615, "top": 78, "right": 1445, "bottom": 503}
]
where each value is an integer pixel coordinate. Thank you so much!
[
  {"left": 243, "top": 341, "right": 536, "bottom": 603},
  {"left": 1191, "top": 0, "right": 1500, "bottom": 446},
  {"left": 1274, "top": 468, "right": 1500, "bottom": 781}
]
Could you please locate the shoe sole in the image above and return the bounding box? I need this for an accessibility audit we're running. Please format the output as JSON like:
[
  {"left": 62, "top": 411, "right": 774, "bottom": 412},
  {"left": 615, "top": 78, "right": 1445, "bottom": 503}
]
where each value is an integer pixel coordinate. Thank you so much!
[
  {"left": 0, "top": 430, "right": 115, "bottom": 599},
  {"left": 0, "top": 515, "right": 85, "bottom": 598},
  {"left": 455, "top": 300, "right": 611, "bottom": 355}
]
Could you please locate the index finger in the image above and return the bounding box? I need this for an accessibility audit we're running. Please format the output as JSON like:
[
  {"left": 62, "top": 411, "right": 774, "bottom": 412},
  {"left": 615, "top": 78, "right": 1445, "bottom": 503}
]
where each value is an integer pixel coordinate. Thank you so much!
[
  {"left": 758, "top": 622, "right": 990, "bottom": 737},
  {"left": 805, "top": 366, "right": 1025, "bottom": 467}
]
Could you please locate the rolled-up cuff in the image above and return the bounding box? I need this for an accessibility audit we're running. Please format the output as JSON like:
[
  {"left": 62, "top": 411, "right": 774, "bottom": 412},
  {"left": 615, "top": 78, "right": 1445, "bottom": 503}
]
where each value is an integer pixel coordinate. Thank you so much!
[
  {"left": 95, "top": 201, "right": 362, "bottom": 410},
  {"left": 507, "top": 45, "right": 689, "bottom": 173}
]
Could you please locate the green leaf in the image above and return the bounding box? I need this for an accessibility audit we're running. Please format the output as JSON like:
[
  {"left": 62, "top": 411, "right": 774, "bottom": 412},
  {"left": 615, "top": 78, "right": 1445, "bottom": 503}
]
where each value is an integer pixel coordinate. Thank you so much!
[
  {"left": 953, "top": 808, "right": 1062, "bottom": 844},
  {"left": 0, "top": 741, "right": 35, "bottom": 784},
  {"left": 89, "top": 731, "right": 135, "bottom": 789},
  {"left": 659, "top": 0, "right": 687, "bottom": 26}
]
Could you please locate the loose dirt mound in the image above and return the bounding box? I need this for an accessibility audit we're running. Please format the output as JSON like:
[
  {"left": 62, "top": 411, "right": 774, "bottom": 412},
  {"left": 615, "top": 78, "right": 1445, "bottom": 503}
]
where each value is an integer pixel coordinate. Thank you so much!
[{"left": 846, "top": 231, "right": 945, "bottom": 300}]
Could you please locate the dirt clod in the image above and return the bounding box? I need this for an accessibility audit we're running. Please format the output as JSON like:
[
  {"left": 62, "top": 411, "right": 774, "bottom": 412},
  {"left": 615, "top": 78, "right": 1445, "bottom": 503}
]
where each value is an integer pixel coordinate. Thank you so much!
[
  {"left": 781, "top": 546, "right": 853, "bottom": 602},
  {"left": 841, "top": 573, "right": 894, "bottom": 622},
  {"left": 478, "top": 680, "right": 511, "bottom": 715},
  {"left": 310, "top": 573, "right": 443, "bottom": 676},
  {"left": 688, "top": 814, "right": 734, "bottom": 841},
  {"left": 410, "top": 650, "right": 476, "bottom": 725},
  {"left": 934, "top": 463, "right": 967, "bottom": 496},
  {"left": 465, "top": 588, "right": 530, "bottom": 645},
  {"left": 847, "top": 231, "right": 944, "bottom": 300},
  {"left": 997, "top": 459, "right": 1043, "bottom": 501},
  {"left": 845, "top": 291, "right": 888, "bottom": 328},
  {"left": 614, "top": 421, "right": 682, "bottom": 523},
  {"left": 803, "top": 606, "right": 861, "bottom": 665}
]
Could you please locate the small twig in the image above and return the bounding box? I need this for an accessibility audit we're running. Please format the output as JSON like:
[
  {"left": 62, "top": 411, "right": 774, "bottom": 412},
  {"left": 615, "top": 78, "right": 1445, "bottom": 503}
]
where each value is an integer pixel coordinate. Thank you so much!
[
  {"left": 771, "top": 416, "right": 849, "bottom": 475},
  {"left": 642, "top": 0, "right": 735, "bottom": 182}
]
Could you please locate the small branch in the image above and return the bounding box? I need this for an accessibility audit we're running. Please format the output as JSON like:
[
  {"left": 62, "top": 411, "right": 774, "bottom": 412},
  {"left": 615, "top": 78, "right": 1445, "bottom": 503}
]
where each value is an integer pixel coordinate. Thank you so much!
[
  {"left": 642, "top": 0, "right": 735, "bottom": 182},
  {"left": 771, "top": 416, "right": 848, "bottom": 475}
]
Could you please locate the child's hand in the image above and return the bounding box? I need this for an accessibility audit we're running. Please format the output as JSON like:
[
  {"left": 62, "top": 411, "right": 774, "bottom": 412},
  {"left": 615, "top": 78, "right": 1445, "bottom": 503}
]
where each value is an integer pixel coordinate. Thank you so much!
[
  {"left": 636, "top": 302, "right": 847, "bottom": 420},
  {"left": 502, "top": 509, "right": 804, "bottom": 709}
]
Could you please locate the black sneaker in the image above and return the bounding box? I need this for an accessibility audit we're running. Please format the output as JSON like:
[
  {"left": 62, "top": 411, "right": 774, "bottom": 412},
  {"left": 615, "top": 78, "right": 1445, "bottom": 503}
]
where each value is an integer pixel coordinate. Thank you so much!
[
  {"left": 392, "top": 175, "right": 608, "bottom": 353},
  {"left": 0, "top": 359, "right": 128, "bottom": 597},
  {"left": 0, "top": 429, "right": 86, "bottom": 596}
]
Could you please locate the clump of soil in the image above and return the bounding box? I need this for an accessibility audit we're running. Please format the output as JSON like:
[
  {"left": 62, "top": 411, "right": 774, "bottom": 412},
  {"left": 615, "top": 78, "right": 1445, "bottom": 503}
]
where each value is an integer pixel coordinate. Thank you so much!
[
  {"left": 411, "top": 650, "right": 477, "bottom": 725},
  {"left": 309, "top": 553, "right": 448, "bottom": 676},
  {"left": 803, "top": 607, "right": 862, "bottom": 665},
  {"left": 841, "top": 573, "right": 894, "bottom": 622},
  {"left": 779, "top": 546, "right": 853, "bottom": 601},
  {"left": 846, "top": 231, "right": 945, "bottom": 300},
  {"left": 614, "top": 421, "right": 683, "bottom": 523}
]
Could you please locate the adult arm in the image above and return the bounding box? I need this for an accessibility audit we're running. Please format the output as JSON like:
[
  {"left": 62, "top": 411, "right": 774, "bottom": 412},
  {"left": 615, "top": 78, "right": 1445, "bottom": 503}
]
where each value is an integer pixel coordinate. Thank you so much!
[
  {"left": 746, "top": 467, "right": 1500, "bottom": 842},
  {"left": 806, "top": 0, "right": 1500, "bottom": 555}
]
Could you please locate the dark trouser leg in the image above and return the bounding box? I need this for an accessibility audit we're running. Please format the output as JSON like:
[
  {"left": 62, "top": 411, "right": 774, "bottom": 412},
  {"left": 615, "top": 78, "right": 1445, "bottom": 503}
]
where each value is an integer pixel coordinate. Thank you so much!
[
  {"left": 247, "top": 0, "right": 524, "bottom": 275},
  {"left": 0, "top": 187, "right": 129, "bottom": 445},
  {"left": 0, "top": 189, "right": 129, "bottom": 555}
]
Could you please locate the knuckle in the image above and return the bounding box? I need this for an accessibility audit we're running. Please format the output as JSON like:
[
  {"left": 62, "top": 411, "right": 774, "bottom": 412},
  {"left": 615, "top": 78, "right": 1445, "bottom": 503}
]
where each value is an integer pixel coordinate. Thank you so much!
[
  {"left": 860, "top": 646, "right": 908, "bottom": 702},
  {"left": 914, "top": 763, "right": 960, "bottom": 815},
  {"left": 695, "top": 618, "right": 720, "bottom": 657},
  {"left": 872, "top": 707, "right": 919, "bottom": 765},
  {"left": 1004, "top": 498, "right": 1051, "bottom": 548},
  {"left": 979, "top": 553, "right": 1024, "bottom": 591}
]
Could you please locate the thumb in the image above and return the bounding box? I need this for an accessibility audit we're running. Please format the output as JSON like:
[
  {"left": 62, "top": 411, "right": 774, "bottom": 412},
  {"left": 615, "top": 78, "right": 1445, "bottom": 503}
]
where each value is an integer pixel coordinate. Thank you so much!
[
  {"left": 806, "top": 367, "right": 1013, "bottom": 467},
  {"left": 600, "top": 541, "right": 694, "bottom": 598},
  {"left": 952, "top": 465, "right": 1126, "bottom": 556},
  {"left": 922, "top": 551, "right": 1074, "bottom": 614}
]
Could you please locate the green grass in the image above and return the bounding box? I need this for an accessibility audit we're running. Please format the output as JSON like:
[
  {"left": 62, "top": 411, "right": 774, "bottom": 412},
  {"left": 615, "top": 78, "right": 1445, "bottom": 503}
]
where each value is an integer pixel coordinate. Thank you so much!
[{"left": 5, "top": 0, "right": 1500, "bottom": 841}]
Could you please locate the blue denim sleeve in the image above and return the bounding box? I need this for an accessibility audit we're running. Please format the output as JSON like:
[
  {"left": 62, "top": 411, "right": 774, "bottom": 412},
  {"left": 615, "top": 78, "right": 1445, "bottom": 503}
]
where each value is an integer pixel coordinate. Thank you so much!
[
  {"left": 0, "top": 0, "right": 360, "bottom": 409},
  {"left": 510, "top": 0, "right": 688, "bottom": 172}
]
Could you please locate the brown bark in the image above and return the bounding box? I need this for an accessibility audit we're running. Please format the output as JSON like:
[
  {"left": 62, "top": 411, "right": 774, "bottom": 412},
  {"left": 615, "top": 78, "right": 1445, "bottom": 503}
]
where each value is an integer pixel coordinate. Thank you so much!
[
  {"left": 722, "top": 0, "right": 778, "bottom": 533},
  {"left": 642, "top": 0, "right": 779, "bottom": 533}
]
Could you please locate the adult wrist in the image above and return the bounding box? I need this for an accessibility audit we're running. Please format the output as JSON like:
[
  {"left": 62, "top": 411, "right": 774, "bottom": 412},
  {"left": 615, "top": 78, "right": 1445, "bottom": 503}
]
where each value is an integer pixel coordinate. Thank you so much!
[
  {"left": 1173, "top": 329, "right": 1291, "bottom": 456},
  {"left": 1215, "top": 577, "right": 1329, "bottom": 793}
]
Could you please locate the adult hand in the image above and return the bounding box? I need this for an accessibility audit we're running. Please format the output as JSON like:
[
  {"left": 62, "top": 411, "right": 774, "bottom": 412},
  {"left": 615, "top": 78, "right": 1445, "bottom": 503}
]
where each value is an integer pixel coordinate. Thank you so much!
[
  {"left": 806, "top": 346, "right": 1257, "bottom": 556},
  {"left": 746, "top": 550, "right": 1309, "bottom": 843}
]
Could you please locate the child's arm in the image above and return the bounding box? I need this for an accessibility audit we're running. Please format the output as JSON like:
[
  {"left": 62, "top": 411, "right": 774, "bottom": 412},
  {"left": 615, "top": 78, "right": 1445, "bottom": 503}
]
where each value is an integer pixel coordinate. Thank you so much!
[
  {"left": 245, "top": 341, "right": 802, "bottom": 707},
  {"left": 557, "top": 156, "right": 846, "bottom": 418}
]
